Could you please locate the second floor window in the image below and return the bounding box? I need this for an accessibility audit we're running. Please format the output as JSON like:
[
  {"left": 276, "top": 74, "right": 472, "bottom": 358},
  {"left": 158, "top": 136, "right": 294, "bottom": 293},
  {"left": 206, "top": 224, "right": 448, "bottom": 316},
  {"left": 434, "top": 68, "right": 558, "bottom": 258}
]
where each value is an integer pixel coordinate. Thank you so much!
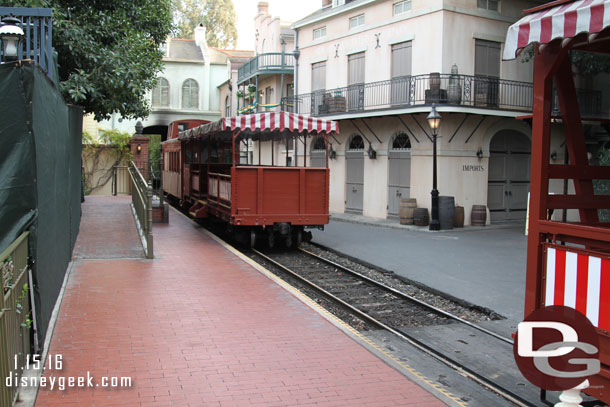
[
  {"left": 477, "top": 0, "right": 499, "bottom": 11},
  {"left": 182, "top": 79, "right": 199, "bottom": 109},
  {"left": 349, "top": 14, "right": 365, "bottom": 29},
  {"left": 313, "top": 27, "right": 326, "bottom": 40},
  {"left": 225, "top": 96, "right": 230, "bottom": 117},
  {"left": 475, "top": 39, "right": 501, "bottom": 78},
  {"left": 312, "top": 61, "right": 327, "bottom": 91},
  {"left": 393, "top": 0, "right": 411, "bottom": 15},
  {"left": 152, "top": 77, "right": 169, "bottom": 108}
]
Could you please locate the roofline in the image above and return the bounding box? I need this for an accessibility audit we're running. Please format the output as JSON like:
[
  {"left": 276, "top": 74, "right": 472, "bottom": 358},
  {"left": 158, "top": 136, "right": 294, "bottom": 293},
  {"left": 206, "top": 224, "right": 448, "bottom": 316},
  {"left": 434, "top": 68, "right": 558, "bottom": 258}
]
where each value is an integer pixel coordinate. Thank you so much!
[
  {"left": 523, "top": 0, "right": 573, "bottom": 14},
  {"left": 291, "top": 0, "right": 377, "bottom": 29}
]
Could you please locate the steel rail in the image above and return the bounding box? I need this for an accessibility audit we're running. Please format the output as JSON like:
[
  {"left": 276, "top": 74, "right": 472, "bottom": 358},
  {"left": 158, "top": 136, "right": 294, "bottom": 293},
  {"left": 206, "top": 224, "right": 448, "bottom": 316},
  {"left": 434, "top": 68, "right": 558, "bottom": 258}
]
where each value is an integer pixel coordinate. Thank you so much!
[
  {"left": 299, "top": 247, "right": 514, "bottom": 345},
  {"left": 251, "top": 248, "right": 536, "bottom": 407}
]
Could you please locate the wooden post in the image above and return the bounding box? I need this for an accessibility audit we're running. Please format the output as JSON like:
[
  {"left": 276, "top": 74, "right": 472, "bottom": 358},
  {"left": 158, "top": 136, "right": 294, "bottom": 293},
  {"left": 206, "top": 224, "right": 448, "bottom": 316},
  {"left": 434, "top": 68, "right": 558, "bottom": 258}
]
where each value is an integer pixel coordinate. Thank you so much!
[{"left": 524, "top": 43, "right": 569, "bottom": 316}]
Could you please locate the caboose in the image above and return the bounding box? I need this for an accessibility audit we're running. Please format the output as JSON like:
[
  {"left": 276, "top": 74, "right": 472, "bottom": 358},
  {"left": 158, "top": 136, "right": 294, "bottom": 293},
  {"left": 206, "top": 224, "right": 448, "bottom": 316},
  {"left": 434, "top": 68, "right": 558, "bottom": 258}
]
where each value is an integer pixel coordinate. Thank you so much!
[
  {"left": 505, "top": 0, "right": 610, "bottom": 403},
  {"left": 161, "top": 112, "right": 338, "bottom": 248}
]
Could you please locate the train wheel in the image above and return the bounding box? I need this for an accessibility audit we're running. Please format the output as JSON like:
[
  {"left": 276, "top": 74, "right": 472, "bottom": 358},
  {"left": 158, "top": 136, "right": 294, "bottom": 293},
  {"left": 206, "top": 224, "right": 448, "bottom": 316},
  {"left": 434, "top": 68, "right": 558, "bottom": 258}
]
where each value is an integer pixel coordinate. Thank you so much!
[
  {"left": 249, "top": 229, "right": 257, "bottom": 249},
  {"left": 267, "top": 229, "right": 275, "bottom": 249},
  {"left": 284, "top": 233, "right": 292, "bottom": 249},
  {"left": 294, "top": 230, "right": 302, "bottom": 248}
]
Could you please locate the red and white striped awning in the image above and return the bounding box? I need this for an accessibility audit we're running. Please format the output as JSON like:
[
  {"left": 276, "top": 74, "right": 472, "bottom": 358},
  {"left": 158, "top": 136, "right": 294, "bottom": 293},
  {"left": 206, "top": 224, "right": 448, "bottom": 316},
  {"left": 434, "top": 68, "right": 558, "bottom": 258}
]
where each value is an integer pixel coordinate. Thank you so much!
[
  {"left": 179, "top": 112, "right": 339, "bottom": 140},
  {"left": 504, "top": 0, "right": 610, "bottom": 60},
  {"left": 544, "top": 245, "right": 610, "bottom": 330}
]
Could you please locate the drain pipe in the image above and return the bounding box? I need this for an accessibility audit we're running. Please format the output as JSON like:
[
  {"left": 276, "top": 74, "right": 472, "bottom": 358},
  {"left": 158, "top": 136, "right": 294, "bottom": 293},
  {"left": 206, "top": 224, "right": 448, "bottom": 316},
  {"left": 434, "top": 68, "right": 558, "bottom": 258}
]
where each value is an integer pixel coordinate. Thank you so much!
[{"left": 293, "top": 30, "right": 300, "bottom": 166}]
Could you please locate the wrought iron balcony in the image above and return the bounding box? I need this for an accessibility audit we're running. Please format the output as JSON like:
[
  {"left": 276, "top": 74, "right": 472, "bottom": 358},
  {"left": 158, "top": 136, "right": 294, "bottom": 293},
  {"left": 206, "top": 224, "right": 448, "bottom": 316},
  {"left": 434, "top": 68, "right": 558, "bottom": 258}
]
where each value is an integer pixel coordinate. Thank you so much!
[
  {"left": 281, "top": 73, "right": 603, "bottom": 118},
  {"left": 237, "top": 52, "right": 295, "bottom": 84},
  {"left": 0, "top": 7, "right": 54, "bottom": 81}
]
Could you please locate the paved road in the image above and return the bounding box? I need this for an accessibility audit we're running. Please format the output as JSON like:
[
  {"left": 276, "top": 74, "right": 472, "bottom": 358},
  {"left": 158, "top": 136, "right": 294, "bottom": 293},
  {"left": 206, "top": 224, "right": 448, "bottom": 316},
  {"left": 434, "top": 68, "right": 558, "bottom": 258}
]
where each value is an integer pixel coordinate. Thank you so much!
[{"left": 312, "top": 221, "right": 528, "bottom": 322}]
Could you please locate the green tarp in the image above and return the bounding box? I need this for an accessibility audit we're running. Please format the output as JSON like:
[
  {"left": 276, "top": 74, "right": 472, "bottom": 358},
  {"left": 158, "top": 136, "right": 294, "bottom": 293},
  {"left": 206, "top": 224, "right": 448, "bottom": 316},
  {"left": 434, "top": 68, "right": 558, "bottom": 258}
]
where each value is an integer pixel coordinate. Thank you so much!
[{"left": 0, "top": 61, "right": 82, "bottom": 347}]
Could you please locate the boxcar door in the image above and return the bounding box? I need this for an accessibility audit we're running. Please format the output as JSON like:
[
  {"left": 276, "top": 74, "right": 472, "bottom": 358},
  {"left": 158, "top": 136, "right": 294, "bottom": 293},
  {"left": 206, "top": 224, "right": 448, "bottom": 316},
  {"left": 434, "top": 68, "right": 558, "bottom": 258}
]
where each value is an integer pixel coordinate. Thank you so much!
[
  {"left": 345, "top": 135, "right": 365, "bottom": 213},
  {"left": 387, "top": 133, "right": 411, "bottom": 217}
]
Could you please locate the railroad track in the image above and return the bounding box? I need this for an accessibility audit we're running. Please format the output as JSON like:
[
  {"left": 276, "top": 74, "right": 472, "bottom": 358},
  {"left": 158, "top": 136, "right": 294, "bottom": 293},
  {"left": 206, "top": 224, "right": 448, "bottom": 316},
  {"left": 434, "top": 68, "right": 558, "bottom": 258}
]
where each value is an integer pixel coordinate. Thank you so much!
[{"left": 250, "top": 247, "right": 540, "bottom": 407}]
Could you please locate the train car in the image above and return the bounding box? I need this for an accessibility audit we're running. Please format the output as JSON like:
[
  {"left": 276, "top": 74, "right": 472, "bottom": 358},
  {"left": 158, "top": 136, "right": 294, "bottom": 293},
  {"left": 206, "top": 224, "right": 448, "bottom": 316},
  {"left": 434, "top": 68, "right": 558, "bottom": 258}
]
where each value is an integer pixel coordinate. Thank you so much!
[
  {"left": 163, "top": 112, "right": 339, "bottom": 247},
  {"left": 162, "top": 119, "right": 209, "bottom": 200},
  {"left": 505, "top": 1, "right": 610, "bottom": 404}
]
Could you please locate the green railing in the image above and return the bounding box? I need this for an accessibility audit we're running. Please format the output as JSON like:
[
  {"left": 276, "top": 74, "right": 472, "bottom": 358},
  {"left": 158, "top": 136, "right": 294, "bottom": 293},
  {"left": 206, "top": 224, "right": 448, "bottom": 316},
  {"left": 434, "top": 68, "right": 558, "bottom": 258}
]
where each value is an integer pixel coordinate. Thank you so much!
[
  {"left": 128, "top": 161, "right": 154, "bottom": 259},
  {"left": 237, "top": 52, "right": 295, "bottom": 83},
  {"left": 0, "top": 231, "right": 32, "bottom": 407}
]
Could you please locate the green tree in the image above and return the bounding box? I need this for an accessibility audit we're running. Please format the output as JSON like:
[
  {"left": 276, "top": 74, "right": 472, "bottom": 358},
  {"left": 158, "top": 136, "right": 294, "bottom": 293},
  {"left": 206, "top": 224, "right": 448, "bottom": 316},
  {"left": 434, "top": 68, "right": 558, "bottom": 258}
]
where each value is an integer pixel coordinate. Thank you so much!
[
  {"left": 173, "top": 0, "right": 237, "bottom": 48},
  {"left": 4, "top": 0, "right": 173, "bottom": 121},
  {"left": 521, "top": 45, "right": 610, "bottom": 76}
]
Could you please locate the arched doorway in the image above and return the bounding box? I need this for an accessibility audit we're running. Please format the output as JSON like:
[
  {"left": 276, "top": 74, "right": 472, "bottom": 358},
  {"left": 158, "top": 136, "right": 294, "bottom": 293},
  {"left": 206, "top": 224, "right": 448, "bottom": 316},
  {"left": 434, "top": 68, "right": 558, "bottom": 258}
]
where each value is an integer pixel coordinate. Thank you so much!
[
  {"left": 310, "top": 136, "right": 326, "bottom": 167},
  {"left": 346, "top": 135, "right": 365, "bottom": 213},
  {"left": 388, "top": 132, "right": 411, "bottom": 217},
  {"left": 487, "top": 130, "right": 531, "bottom": 222}
]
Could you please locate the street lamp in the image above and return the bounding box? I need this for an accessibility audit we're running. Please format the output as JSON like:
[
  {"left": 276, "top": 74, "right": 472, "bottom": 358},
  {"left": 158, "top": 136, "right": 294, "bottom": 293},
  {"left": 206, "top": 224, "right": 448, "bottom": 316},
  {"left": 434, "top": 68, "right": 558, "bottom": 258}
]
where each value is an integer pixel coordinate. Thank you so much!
[
  {"left": 427, "top": 104, "right": 442, "bottom": 231},
  {"left": 0, "top": 15, "right": 24, "bottom": 62}
]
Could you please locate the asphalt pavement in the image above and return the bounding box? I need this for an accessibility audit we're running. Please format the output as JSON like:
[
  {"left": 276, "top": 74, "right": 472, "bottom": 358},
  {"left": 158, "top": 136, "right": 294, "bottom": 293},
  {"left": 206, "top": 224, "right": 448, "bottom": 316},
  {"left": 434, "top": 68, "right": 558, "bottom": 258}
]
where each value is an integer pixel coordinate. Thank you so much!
[{"left": 311, "top": 217, "right": 528, "bottom": 323}]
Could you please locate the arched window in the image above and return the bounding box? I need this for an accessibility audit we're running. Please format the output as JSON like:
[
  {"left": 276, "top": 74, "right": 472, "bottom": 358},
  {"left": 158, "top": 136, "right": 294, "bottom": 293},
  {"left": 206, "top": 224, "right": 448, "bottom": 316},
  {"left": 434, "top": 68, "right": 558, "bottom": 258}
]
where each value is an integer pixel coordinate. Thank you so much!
[
  {"left": 391, "top": 133, "right": 411, "bottom": 150},
  {"left": 348, "top": 134, "right": 365, "bottom": 151},
  {"left": 261, "top": 39, "right": 266, "bottom": 54},
  {"left": 225, "top": 95, "right": 230, "bottom": 117},
  {"left": 311, "top": 136, "right": 326, "bottom": 151},
  {"left": 152, "top": 77, "right": 169, "bottom": 107},
  {"left": 182, "top": 79, "right": 199, "bottom": 109}
]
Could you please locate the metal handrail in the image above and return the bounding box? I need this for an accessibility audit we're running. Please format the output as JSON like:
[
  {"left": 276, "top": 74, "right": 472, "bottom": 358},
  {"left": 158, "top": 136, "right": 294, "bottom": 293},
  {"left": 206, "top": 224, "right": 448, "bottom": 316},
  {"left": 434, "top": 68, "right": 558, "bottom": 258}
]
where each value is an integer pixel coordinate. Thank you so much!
[
  {"left": 238, "top": 52, "right": 295, "bottom": 83},
  {"left": 282, "top": 73, "right": 604, "bottom": 116},
  {"left": 283, "top": 73, "right": 534, "bottom": 115},
  {"left": 128, "top": 161, "right": 153, "bottom": 259},
  {"left": 0, "top": 231, "right": 31, "bottom": 407}
]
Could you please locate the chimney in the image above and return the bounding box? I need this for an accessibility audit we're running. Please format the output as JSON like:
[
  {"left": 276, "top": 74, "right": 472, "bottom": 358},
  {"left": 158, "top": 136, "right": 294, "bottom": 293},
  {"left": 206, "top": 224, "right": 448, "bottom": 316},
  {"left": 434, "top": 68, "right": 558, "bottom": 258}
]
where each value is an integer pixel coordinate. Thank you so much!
[
  {"left": 257, "top": 1, "right": 269, "bottom": 15},
  {"left": 195, "top": 24, "right": 206, "bottom": 47},
  {"left": 322, "top": 0, "right": 331, "bottom": 6}
]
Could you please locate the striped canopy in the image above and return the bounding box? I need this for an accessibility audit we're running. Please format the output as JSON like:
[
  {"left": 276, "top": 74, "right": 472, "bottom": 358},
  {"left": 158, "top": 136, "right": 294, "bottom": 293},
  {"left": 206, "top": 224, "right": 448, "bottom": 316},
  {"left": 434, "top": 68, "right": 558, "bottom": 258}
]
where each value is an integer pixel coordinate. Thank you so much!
[
  {"left": 179, "top": 112, "right": 339, "bottom": 141},
  {"left": 504, "top": 0, "right": 610, "bottom": 60}
]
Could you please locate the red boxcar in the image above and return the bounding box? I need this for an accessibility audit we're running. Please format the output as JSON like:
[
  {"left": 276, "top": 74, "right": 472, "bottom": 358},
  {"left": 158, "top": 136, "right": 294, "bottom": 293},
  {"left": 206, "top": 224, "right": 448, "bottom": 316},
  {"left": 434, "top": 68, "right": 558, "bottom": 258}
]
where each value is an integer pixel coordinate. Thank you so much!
[
  {"left": 505, "top": 1, "right": 610, "bottom": 403},
  {"left": 162, "top": 119, "right": 209, "bottom": 199},
  {"left": 162, "top": 112, "right": 339, "bottom": 247}
]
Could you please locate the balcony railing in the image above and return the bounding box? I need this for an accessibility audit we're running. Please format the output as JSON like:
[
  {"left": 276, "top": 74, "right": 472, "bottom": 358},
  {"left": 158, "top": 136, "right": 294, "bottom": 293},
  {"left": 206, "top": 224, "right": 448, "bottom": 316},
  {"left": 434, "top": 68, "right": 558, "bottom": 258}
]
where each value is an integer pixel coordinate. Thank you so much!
[
  {"left": 0, "top": 7, "right": 54, "bottom": 81},
  {"left": 282, "top": 73, "right": 604, "bottom": 118},
  {"left": 238, "top": 52, "right": 295, "bottom": 83}
]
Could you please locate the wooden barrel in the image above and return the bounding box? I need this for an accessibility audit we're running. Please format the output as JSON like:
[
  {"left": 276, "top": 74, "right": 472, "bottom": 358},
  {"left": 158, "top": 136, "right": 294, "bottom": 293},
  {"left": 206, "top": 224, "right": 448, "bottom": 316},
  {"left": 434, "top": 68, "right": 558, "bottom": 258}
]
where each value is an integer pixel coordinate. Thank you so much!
[
  {"left": 399, "top": 198, "right": 417, "bottom": 225},
  {"left": 454, "top": 206, "right": 464, "bottom": 228},
  {"left": 413, "top": 208, "right": 429, "bottom": 227},
  {"left": 439, "top": 196, "right": 455, "bottom": 230},
  {"left": 429, "top": 72, "right": 441, "bottom": 90},
  {"left": 471, "top": 205, "right": 487, "bottom": 226}
]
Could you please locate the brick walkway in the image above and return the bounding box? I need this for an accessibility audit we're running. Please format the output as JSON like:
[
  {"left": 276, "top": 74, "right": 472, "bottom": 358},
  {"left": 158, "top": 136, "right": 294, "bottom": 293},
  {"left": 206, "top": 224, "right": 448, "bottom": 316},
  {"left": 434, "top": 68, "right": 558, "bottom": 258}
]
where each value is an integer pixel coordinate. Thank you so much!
[{"left": 35, "top": 196, "right": 446, "bottom": 407}]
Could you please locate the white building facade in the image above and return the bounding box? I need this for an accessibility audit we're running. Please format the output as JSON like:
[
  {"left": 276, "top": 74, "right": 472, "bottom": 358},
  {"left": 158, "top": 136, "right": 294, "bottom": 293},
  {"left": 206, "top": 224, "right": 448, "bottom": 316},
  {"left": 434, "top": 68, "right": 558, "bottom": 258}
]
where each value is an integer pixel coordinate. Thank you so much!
[
  {"left": 289, "top": 0, "right": 601, "bottom": 225},
  {"left": 95, "top": 26, "right": 229, "bottom": 140}
]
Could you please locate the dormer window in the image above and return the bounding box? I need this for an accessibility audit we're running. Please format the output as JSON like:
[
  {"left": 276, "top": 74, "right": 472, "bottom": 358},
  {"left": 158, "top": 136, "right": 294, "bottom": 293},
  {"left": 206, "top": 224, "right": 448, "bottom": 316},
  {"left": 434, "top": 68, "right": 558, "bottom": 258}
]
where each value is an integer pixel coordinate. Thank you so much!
[{"left": 332, "top": 0, "right": 354, "bottom": 7}]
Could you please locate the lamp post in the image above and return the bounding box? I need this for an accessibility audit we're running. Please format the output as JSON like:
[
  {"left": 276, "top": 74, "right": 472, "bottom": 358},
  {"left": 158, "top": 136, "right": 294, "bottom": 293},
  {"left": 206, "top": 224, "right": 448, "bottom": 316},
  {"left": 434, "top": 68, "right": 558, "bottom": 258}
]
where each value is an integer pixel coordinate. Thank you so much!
[
  {"left": 427, "top": 104, "right": 442, "bottom": 231},
  {"left": 0, "top": 15, "right": 24, "bottom": 62}
]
